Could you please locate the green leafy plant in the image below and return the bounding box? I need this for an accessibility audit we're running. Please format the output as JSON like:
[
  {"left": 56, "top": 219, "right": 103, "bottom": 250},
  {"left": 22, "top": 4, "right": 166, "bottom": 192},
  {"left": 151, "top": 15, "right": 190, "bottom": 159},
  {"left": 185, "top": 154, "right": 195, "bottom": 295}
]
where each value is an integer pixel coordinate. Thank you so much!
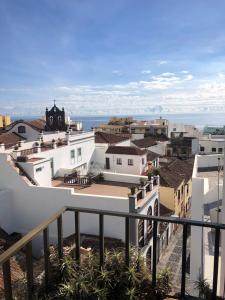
[
  {"left": 33, "top": 247, "right": 163, "bottom": 300},
  {"left": 194, "top": 276, "right": 211, "bottom": 299},
  {"left": 155, "top": 268, "right": 172, "bottom": 299}
]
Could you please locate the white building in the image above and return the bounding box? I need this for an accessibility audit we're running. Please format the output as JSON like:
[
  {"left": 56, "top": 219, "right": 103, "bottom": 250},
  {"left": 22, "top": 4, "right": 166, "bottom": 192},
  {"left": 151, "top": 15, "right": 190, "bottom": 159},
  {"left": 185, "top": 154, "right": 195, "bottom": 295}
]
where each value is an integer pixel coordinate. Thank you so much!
[
  {"left": 191, "top": 154, "right": 224, "bottom": 296},
  {"left": 199, "top": 135, "right": 224, "bottom": 155},
  {"left": 105, "top": 146, "right": 148, "bottom": 175},
  {"left": 0, "top": 125, "right": 160, "bottom": 262},
  {"left": 132, "top": 136, "right": 169, "bottom": 156},
  {"left": 93, "top": 132, "right": 131, "bottom": 172}
]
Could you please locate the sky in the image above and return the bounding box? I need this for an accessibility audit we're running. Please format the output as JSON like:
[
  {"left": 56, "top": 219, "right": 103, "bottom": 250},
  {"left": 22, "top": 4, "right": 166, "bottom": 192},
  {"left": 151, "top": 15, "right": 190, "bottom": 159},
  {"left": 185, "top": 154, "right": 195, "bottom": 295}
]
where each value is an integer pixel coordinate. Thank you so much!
[{"left": 1, "top": 0, "right": 225, "bottom": 116}]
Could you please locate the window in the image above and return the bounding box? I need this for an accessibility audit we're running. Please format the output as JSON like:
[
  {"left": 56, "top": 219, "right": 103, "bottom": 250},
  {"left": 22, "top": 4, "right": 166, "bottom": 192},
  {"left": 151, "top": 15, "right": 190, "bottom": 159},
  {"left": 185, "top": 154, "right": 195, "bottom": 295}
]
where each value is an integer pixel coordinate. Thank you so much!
[
  {"left": 142, "top": 158, "right": 145, "bottom": 165},
  {"left": 173, "top": 128, "right": 176, "bottom": 131},
  {"left": 218, "top": 148, "right": 223, "bottom": 153},
  {"left": 212, "top": 147, "right": 216, "bottom": 152},
  {"left": 70, "top": 150, "right": 75, "bottom": 164},
  {"left": 181, "top": 186, "right": 184, "bottom": 195},
  {"left": 36, "top": 167, "right": 43, "bottom": 172},
  {"left": 117, "top": 158, "right": 122, "bottom": 165},
  {"left": 200, "top": 146, "right": 205, "bottom": 152},
  {"left": 187, "top": 184, "right": 189, "bottom": 195},
  {"left": 128, "top": 159, "right": 133, "bottom": 166},
  {"left": 18, "top": 125, "right": 26, "bottom": 133},
  {"left": 77, "top": 148, "right": 82, "bottom": 162}
]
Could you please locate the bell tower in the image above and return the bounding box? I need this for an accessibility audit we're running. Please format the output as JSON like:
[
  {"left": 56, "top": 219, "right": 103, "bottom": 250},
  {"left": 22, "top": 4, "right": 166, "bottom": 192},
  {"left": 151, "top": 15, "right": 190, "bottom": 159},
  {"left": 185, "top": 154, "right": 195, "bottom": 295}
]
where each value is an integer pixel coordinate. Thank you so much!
[{"left": 45, "top": 101, "right": 67, "bottom": 131}]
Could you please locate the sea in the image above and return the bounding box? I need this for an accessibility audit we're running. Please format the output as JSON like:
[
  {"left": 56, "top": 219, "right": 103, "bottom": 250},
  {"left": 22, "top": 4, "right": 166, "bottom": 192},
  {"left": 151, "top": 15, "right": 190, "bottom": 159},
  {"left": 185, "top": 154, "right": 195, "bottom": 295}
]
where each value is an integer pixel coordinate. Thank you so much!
[{"left": 16, "top": 112, "right": 225, "bottom": 132}]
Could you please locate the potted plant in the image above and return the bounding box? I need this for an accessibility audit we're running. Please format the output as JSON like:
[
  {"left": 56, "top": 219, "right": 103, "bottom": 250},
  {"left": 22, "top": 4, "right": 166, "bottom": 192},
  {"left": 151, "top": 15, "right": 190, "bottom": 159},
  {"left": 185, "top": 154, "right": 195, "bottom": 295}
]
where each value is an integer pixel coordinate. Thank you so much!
[
  {"left": 140, "top": 178, "right": 147, "bottom": 187},
  {"left": 14, "top": 145, "right": 19, "bottom": 150},
  {"left": 98, "top": 172, "right": 104, "bottom": 182},
  {"left": 129, "top": 185, "right": 136, "bottom": 195}
]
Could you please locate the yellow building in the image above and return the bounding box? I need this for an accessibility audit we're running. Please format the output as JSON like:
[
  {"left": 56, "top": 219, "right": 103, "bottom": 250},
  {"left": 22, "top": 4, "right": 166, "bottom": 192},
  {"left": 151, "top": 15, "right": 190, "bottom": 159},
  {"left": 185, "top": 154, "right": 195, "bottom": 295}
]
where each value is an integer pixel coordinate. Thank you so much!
[
  {"left": 159, "top": 158, "right": 193, "bottom": 218},
  {"left": 0, "top": 115, "right": 11, "bottom": 128}
]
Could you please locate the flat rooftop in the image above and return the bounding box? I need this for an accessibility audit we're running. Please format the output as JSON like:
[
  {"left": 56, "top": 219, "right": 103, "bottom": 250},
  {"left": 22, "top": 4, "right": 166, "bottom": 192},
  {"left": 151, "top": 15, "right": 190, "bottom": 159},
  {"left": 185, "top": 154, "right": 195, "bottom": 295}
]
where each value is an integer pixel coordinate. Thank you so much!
[{"left": 52, "top": 178, "right": 136, "bottom": 198}]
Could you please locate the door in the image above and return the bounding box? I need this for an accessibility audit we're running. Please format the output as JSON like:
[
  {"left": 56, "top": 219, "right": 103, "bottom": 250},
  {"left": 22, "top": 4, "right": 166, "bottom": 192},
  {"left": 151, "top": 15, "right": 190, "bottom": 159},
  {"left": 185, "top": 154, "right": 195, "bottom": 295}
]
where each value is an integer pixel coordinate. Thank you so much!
[
  {"left": 50, "top": 158, "right": 54, "bottom": 178},
  {"left": 105, "top": 157, "right": 110, "bottom": 170}
]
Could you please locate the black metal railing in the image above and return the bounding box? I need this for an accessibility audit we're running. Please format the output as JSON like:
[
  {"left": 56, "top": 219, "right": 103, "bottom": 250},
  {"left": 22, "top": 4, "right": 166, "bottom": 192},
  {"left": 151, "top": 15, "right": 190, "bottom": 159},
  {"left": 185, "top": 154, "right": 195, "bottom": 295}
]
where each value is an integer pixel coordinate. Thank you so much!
[{"left": 0, "top": 206, "right": 225, "bottom": 300}]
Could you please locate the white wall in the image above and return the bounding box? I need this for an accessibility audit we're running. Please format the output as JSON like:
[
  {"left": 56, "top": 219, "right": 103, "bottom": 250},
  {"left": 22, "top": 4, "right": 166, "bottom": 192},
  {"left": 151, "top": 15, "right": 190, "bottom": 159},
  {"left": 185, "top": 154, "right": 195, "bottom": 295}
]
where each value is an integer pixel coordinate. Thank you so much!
[
  {"left": 0, "top": 189, "right": 13, "bottom": 233},
  {"left": 93, "top": 139, "right": 131, "bottom": 171},
  {"left": 190, "top": 154, "right": 224, "bottom": 294},
  {"left": 105, "top": 153, "right": 147, "bottom": 175},
  {"left": 0, "top": 154, "right": 129, "bottom": 255},
  {"left": 103, "top": 171, "right": 148, "bottom": 184},
  {"left": 149, "top": 142, "right": 168, "bottom": 156},
  {"left": 28, "top": 133, "right": 95, "bottom": 178},
  {"left": 197, "top": 154, "right": 224, "bottom": 169},
  {"left": 199, "top": 138, "right": 224, "bottom": 154},
  {"left": 7, "top": 123, "right": 40, "bottom": 141},
  {"left": 18, "top": 159, "right": 52, "bottom": 187}
]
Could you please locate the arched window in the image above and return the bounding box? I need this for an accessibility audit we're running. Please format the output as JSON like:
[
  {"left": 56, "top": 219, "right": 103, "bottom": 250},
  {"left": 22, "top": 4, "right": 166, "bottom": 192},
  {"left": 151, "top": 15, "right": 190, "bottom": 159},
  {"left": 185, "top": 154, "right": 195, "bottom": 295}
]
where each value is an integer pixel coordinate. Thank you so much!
[
  {"left": 58, "top": 115, "right": 62, "bottom": 125},
  {"left": 18, "top": 125, "right": 26, "bottom": 134},
  {"left": 154, "top": 199, "right": 159, "bottom": 216},
  {"left": 49, "top": 116, "right": 53, "bottom": 125},
  {"left": 138, "top": 219, "right": 145, "bottom": 248},
  {"left": 147, "top": 206, "right": 153, "bottom": 240}
]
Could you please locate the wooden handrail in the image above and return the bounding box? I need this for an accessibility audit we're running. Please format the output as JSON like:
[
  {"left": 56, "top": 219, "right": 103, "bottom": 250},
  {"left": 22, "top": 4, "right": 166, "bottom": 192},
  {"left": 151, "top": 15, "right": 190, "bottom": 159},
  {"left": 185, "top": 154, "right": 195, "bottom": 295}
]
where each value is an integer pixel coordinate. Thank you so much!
[{"left": 0, "top": 207, "right": 66, "bottom": 265}]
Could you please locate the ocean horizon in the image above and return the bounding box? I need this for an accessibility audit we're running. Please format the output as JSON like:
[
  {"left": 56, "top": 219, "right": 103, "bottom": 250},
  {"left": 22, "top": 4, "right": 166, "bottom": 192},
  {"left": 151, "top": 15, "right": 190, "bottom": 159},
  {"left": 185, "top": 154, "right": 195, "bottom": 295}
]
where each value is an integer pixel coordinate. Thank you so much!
[{"left": 13, "top": 112, "right": 225, "bottom": 131}]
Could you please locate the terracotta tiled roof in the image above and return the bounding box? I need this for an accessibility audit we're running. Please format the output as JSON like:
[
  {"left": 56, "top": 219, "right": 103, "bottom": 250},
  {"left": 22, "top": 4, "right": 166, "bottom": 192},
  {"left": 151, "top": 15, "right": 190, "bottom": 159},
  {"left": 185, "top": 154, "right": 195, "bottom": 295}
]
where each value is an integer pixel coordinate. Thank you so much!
[
  {"left": 0, "top": 132, "right": 26, "bottom": 148},
  {"left": 106, "top": 146, "right": 147, "bottom": 156},
  {"left": 95, "top": 132, "right": 130, "bottom": 144},
  {"left": 26, "top": 119, "right": 46, "bottom": 131},
  {"left": 160, "top": 158, "right": 194, "bottom": 189},
  {"left": 132, "top": 136, "right": 168, "bottom": 148},
  {"left": 5, "top": 119, "right": 46, "bottom": 132}
]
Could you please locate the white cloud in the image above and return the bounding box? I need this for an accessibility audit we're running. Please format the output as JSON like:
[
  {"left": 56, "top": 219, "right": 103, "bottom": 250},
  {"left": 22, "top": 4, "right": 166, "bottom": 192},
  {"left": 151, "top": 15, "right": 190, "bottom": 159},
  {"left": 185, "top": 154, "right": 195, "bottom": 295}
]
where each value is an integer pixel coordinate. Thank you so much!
[
  {"left": 112, "top": 70, "right": 122, "bottom": 76},
  {"left": 180, "top": 70, "right": 189, "bottom": 74},
  {"left": 3, "top": 72, "right": 225, "bottom": 116},
  {"left": 159, "top": 60, "right": 168, "bottom": 65},
  {"left": 184, "top": 74, "right": 193, "bottom": 81},
  {"left": 160, "top": 72, "right": 175, "bottom": 77},
  {"left": 218, "top": 72, "right": 225, "bottom": 79},
  {"left": 141, "top": 70, "right": 152, "bottom": 74}
]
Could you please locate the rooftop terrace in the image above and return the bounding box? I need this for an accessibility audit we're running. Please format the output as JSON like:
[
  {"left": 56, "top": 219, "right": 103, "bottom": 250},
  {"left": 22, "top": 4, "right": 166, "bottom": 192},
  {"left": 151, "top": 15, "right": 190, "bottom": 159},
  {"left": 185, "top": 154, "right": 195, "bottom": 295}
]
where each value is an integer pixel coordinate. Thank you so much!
[{"left": 52, "top": 178, "right": 134, "bottom": 198}]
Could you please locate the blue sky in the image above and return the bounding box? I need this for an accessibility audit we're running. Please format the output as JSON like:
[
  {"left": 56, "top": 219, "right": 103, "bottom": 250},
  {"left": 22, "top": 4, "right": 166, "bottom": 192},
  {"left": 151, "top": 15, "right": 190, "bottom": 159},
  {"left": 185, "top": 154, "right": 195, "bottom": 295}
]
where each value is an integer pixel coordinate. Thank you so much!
[{"left": 1, "top": 0, "right": 225, "bottom": 116}]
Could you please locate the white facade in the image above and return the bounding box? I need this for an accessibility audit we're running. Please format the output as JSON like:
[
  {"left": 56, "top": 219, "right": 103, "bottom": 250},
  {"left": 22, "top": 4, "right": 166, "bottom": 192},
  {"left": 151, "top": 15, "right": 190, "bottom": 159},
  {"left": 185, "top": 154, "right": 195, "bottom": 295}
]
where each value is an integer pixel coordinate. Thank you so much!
[
  {"left": 0, "top": 153, "right": 159, "bottom": 258},
  {"left": 199, "top": 135, "right": 224, "bottom": 154},
  {"left": 190, "top": 154, "right": 224, "bottom": 296},
  {"left": 105, "top": 152, "right": 148, "bottom": 175},
  {"left": 6, "top": 122, "right": 42, "bottom": 141},
  {"left": 9, "top": 132, "right": 95, "bottom": 187},
  {"left": 94, "top": 139, "right": 130, "bottom": 172}
]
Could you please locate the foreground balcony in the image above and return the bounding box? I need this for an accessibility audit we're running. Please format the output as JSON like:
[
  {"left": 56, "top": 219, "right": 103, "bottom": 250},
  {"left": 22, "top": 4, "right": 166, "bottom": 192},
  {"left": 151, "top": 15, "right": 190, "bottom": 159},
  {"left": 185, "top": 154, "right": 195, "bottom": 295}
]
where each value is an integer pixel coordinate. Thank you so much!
[{"left": 0, "top": 206, "right": 224, "bottom": 299}]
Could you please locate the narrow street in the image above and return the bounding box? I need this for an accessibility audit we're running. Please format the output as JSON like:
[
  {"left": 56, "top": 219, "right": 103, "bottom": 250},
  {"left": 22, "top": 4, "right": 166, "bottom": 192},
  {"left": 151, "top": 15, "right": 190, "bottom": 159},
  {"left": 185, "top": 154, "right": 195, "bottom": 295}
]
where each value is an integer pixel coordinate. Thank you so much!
[{"left": 157, "top": 225, "right": 195, "bottom": 297}]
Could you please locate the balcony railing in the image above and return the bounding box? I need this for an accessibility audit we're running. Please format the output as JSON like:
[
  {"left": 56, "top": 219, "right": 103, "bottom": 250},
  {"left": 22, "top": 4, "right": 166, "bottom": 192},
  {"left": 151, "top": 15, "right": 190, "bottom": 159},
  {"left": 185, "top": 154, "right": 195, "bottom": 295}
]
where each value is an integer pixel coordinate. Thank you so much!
[{"left": 0, "top": 206, "right": 225, "bottom": 300}]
